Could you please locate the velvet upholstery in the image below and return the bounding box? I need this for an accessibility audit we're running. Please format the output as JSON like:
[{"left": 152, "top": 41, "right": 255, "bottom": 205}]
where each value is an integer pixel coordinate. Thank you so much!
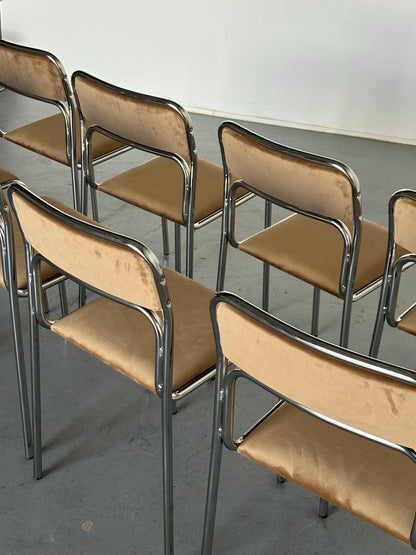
[
  {"left": 217, "top": 302, "right": 416, "bottom": 448},
  {"left": 394, "top": 196, "right": 416, "bottom": 253},
  {"left": 215, "top": 299, "right": 416, "bottom": 547},
  {"left": 0, "top": 41, "right": 67, "bottom": 102},
  {"left": 239, "top": 214, "right": 395, "bottom": 296},
  {"left": 238, "top": 403, "right": 416, "bottom": 546},
  {"left": 12, "top": 194, "right": 162, "bottom": 310},
  {"left": 222, "top": 126, "right": 355, "bottom": 223},
  {"left": 74, "top": 74, "right": 191, "bottom": 160},
  {"left": 5, "top": 113, "right": 123, "bottom": 166},
  {"left": 99, "top": 157, "right": 225, "bottom": 225},
  {"left": 51, "top": 267, "right": 216, "bottom": 392}
]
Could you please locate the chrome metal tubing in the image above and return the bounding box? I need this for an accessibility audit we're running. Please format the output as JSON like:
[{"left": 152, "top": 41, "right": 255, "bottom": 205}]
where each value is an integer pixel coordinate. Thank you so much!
[
  {"left": 311, "top": 287, "right": 320, "bottom": 336},
  {"left": 174, "top": 223, "right": 181, "bottom": 273},
  {"left": 162, "top": 218, "right": 170, "bottom": 256}
]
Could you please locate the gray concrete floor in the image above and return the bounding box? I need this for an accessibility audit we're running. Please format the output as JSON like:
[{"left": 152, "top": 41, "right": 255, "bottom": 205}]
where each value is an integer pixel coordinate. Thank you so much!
[{"left": 0, "top": 89, "right": 415, "bottom": 554}]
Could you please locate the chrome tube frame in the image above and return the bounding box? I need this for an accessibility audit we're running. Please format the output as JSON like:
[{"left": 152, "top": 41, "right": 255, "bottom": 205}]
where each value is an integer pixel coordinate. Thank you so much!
[
  {"left": 9, "top": 182, "right": 217, "bottom": 554},
  {"left": 217, "top": 120, "right": 364, "bottom": 348},
  {"left": 369, "top": 189, "right": 416, "bottom": 358},
  {"left": 202, "top": 291, "right": 416, "bottom": 553}
]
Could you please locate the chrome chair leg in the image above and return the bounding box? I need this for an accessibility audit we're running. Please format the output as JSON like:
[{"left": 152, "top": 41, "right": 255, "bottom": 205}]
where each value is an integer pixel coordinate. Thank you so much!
[
  {"left": 8, "top": 281, "right": 32, "bottom": 459},
  {"left": 162, "top": 218, "right": 170, "bottom": 256},
  {"left": 161, "top": 384, "right": 174, "bottom": 554},
  {"left": 311, "top": 287, "right": 320, "bottom": 336},
  {"left": 58, "top": 281, "right": 68, "bottom": 316},
  {"left": 174, "top": 223, "right": 181, "bottom": 273},
  {"left": 319, "top": 498, "right": 329, "bottom": 518}
]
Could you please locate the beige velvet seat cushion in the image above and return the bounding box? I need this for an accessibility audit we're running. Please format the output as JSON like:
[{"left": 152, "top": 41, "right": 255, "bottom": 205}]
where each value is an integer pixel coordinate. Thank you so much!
[
  {"left": 4, "top": 113, "right": 124, "bottom": 166},
  {"left": 50, "top": 267, "right": 216, "bottom": 392},
  {"left": 98, "top": 156, "right": 227, "bottom": 225},
  {"left": 239, "top": 214, "right": 393, "bottom": 297},
  {"left": 238, "top": 403, "right": 416, "bottom": 546}
]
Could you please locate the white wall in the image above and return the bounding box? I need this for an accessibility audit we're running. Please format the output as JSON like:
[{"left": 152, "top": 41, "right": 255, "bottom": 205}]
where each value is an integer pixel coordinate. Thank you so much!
[{"left": 2, "top": 0, "right": 416, "bottom": 144}]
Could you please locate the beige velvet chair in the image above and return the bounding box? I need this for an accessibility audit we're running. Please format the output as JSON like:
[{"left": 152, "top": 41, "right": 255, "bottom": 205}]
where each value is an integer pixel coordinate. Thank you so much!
[
  {"left": 0, "top": 39, "right": 125, "bottom": 209},
  {"left": 8, "top": 182, "right": 217, "bottom": 555},
  {"left": 72, "top": 71, "right": 249, "bottom": 278},
  {"left": 202, "top": 291, "right": 416, "bottom": 554},
  {"left": 0, "top": 170, "right": 69, "bottom": 460},
  {"left": 370, "top": 190, "right": 416, "bottom": 357},
  {"left": 217, "top": 121, "right": 391, "bottom": 348}
]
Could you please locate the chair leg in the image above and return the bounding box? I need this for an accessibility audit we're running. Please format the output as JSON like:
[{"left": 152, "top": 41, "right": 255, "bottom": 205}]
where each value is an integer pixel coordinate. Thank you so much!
[
  {"left": 43, "top": 290, "right": 50, "bottom": 314},
  {"left": 262, "top": 200, "right": 272, "bottom": 311},
  {"left": 311, "top": 287, "right": 320, "bottom": 336},
  {"left": 174, "top": 223, "right": 181, "bottom": 274},
  {"left": 185, "top": 222, "right": 194, "bottom": 279},
  {"left": 339, "top": 289, "right": 354, "bottom": 348},
  {"left": 8, "top": 285, "right": 32, "bottom": 459},
  {"left": 161, "top": 389, "right": 174, "bottom": 554},
  {"left": 276, "top": 474, "right": 286, "bottom": 484},
  {"left": 319, "top": 498, "right": 329, "bottom": 518},
  {"left": 30, "top": 303, "right": 42, "bottom": 479},
  {"left": 369, "top": 276, "right": 391, "bottom": 357},
  {"left": 91, "top": 187, "right": 99, "bottom": 222},
  {"left": 162, "top": 218, "right": 170, "bottom": 257},
  {"left": 216, "top": 226, "right": 228, "bottom": 292},
  {"left": 58, "top": 281, "right": 68, "bottom": 317}
]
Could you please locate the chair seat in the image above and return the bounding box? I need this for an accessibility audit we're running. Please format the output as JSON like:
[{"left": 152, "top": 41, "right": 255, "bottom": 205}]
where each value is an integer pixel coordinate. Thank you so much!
[
  {"left": 239, "top": 214, "right": 392, "bottom": 297},
  {"left": 4, "top": 113, "right": 125, "bottom": 166},
  {"left": 98, "top": 156, "right": 226, "bottom": 225},
  {"left": 50, "top": 267, "right": 216, "bottom": 392},
  {"left": 397, "top": 307, "right": 416, "bottom": 336},
  {"left": 238, "top": 402, "right": 416, "bottom": 546}
]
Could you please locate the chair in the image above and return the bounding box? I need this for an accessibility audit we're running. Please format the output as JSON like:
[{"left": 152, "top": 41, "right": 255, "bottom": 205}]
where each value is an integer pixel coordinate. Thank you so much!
[
  {"left": 202, "top": 291, "right": 416, "bottom": 554},
  {"left": 8, "top": 182, "right": 217, "bottom": 555},
  {"left": 0, "top": 170, "right": 70, "bottom": 460},
  {"left": 0, "top": 39, "right": 126, "bottom": 209},
  {"left": 217, "top": 121, "right": 390, "bottom": 348},
  {"left": 72, "top": 71, "right": 249, "bottom": 278},
  {"left": 370, "top": 189, "right": 416, "bottom": 357}
]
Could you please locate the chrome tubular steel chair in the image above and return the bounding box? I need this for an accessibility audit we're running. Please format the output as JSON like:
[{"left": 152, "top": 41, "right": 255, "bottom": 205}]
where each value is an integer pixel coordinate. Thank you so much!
[
  {"left": 0, "top": 171, "right": 69, "bottom": 460},
  {"left": 72, "top": 71, "right": 249, "bottom": 278},
  {"left": 370, "top": 190, "right": 416, "bottom": 357},
  {"left": 8, "top": 182, "right": 217, "bottom": 555},
  {"left": 202, "top": 291, "right": 416, "bottom": 554},
  {"left": 0, "top": 39, "right": 126, "bottom": 209},
  {"left": 217, "top": 121, "right": 389, "bottom": 348}
]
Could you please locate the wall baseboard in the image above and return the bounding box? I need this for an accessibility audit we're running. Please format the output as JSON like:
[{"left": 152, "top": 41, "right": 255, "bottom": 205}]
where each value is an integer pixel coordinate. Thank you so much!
[{"left": 188, "top": 106, "right": 416, "bottom": 147}]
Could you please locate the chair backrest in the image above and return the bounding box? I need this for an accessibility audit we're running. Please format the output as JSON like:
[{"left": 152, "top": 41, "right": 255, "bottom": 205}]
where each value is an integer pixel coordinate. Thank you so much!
[
  {"left": 72, "top": 70, "right": 194, "bottom": 163},
  {"left": 392, "top": 190, "right": 416, "bottom": 254},
  {"left": 213, "top": 292, "right": 416, "bottom": 457},
  {"left": 219, "top": 121, "right": 359, "bottom": 225},
  {"left": 0, "top": 39, "right": 70, "bottom": 104},
  {"left": 8, "top": 183, "right": 165, "bottom": 312}
]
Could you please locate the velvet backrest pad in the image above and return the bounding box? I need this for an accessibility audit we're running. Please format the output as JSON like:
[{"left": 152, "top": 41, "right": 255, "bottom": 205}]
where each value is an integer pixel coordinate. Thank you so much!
[
  {"left": 216, "top": 302, "right": 416, "bottom": 449},
  {"left": 221, "top": 126, "right": 355, "bottom": 223},
  {"left": 12, "top": 193, "right": 162, "bottom": 311},
  {"left": 394, "top": 196, "right": 416, "bottom": 254},
  {"left": 0, "top": 41, "right": 67, "bottom": 102},
  {"left": 74, "top": 74, "right": 190, "bottom": 161}
]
